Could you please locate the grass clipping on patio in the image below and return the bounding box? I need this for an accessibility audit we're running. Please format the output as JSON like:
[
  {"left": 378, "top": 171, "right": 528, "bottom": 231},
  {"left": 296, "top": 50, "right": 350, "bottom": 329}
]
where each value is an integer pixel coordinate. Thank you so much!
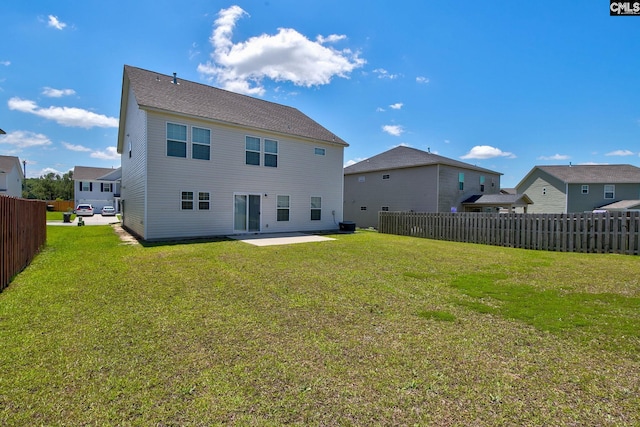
[{"left": 1, "top": 226, "right": 638, "bottom": 426}]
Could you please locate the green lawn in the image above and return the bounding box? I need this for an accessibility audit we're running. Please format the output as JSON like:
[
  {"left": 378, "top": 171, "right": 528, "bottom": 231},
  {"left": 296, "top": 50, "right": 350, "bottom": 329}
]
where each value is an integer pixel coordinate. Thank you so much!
[{"left": 1, "top": 226, "right": 638, "bottom": 426}]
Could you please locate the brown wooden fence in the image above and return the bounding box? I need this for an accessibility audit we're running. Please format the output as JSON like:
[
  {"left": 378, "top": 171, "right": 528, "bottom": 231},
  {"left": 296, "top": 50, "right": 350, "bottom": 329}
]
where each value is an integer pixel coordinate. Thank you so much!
[
  {"left": 47, "top": 200, "right": 75, "bottom": 212},
  {"left": 379, "top": 211, "right": 640, "bottom": 255},
  {"left": 1, "top": 195, "right": 47, "bottom": 291}
]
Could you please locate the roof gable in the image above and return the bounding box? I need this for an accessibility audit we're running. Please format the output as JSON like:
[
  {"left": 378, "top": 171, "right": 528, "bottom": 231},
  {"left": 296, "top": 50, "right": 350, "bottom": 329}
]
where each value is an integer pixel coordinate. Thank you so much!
[
  {"left": 521, "top": 164, "right": 640, "bottom": 185},
  {"left": 74, "top": 166, "right": 120, "bottom": 181},
  {"left": 120, "top": 65, "right": 347, "bottom": 147},
  {"left": 0, "top": 156, "right": 22, "bottom": 177},
  {"left": 344, "top": 146, "right": 502, "bottom": 175}
]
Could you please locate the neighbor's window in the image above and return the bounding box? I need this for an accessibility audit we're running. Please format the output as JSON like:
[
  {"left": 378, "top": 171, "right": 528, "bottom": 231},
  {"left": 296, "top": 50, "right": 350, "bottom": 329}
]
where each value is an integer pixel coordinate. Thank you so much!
[
  {"left": 277, "top": 195, "right": 290, "bottom": 221},
  {"left": 582, "top": 185, "right": 589, "bottom": 194},
  {"left": 542, "top": 187, "right": 547, "bottom": 195},
  {"left": 246, "top": 136, "right": 261, "bottom": 165},
  {"left": 128, "top": 141, "right": 132, "bottom": 158},
  {"left": 604, "top": 185, "right": 615, "bottom": 199},
  {"left": 311, "top": 196, "right": 322, "bottom": 221},
  {"left": 458, "top": 172, "right": 464, "bottom": 191},
  {"left": 358, "top": 176, "right": 365, "bottom": 183},
  {"left": 101, "top": 183, "right": 113, "bottom": 192},
  {"left": 181, "top": 191, "right": 194, "bottom": 210},
  {"left": 382, "top": 174, "right": 390, "bottom": 180},
  {"left": 314, "top": 147, "right": 326, "bottom": 156},
  {"left": 167, "top": 123, "right": 187, "bottom": 158},
  {"left": 381, "top": 206, "right": 389, "bottom": 211},
  {"left": 192, "top": 127, "right": 211, "bottom": 161},
  {"left": 198, "top": 192, "right": 210, "bottom": 210},
  {"left": 264, "top": 139, "right": 278, "bottom": 167},
  {"left": 480, "top": 176, "right": 485, "bottom": 192},
  {"left": 80, "top": 181, "right": 91, "bottom": 191},
  {"left": 360, "top": 206, "right": 367, "bottom": 211}
]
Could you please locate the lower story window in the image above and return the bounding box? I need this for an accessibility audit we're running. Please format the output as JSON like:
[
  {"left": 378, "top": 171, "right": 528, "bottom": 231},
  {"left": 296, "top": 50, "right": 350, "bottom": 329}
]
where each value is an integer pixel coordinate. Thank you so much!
[
  {"left": 310, "top": 196, "right": 321, "bottom": 221},
  {"left": 277, "top": 195, "right": 290, "bottom": 221},
  {"left": 381, "top": 206, "right": 389, "bottom": 211},
  {"left": 199, "top": 192, "right": 210, "bottom": 210},
  {"left": 181, "top": 191, "right": 194, "bottom": 210}
]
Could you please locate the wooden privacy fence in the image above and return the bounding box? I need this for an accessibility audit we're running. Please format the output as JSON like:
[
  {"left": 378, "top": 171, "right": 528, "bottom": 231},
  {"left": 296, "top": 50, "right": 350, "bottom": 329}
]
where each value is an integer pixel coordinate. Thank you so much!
[
  {"left": 379, "top": 211, "right": 640, "bottom": 255},
  {"left": 1, "top": 195, "right": 47, "bottom": 291},
  {"left": 47, "top": 200, "right": 75, "bottom": 212}
]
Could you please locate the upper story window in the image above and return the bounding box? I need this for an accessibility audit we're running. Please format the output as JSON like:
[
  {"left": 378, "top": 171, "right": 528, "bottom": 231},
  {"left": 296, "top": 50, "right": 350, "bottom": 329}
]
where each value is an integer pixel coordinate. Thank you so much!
[
  {"left": 480, "top": 176, "right": 485, "bottom": 192},
  {"left": 245, "top": 136, "right": 261, "bottom": 165},
  {"left": 101, "top": 183, "right": 113, "bottom": 192},
  {"left": 314, "top": 147, "right": 326, "bottom": 156},
  {"left": 542, "top": 187, "right": 547, "bottom": 195},
  {"left": 381, "top": 206, "right": 389, "bottom": 211},
  {"left": 80, "top": 182, "right": 91, "bottom": 191},
  {"left": 604, "top": 185, "right": 615, "bottom": 199},
  {"left": 264, "top": 139, "right": 278, "bottom": 167},
  {"left": 581, "top": 185, "right": 589, "bottom": 194},
  {"left": 458, "top": 172, "right": 464, "bottom": 191},
  {"left": 192, "top": 127, "right": 211, "bottom": 161},
  {"left": 382, "top": 174, "right": 390, "bottom": 180},
  {"left": 167, "top": 123, "right": 187, "bottom": 158},
  {"left": 358, "top": 176, "right": 365, "bottom": 183}
]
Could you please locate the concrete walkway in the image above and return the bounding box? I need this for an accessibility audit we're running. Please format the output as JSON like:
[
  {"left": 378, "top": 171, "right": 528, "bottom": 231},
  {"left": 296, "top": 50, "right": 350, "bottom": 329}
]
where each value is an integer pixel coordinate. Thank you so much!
[
  {"left": 228, "top": 232, "right": 335, "bottom": 246},
  {"left": 47, "top": 215, "right": 121, "bottom": 226}
]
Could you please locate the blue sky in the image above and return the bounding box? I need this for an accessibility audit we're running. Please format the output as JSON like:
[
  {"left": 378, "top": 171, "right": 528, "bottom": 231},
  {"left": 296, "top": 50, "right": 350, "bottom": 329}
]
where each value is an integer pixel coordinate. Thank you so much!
[{"left": 1, "top": 1, "right": 638, "bottom": 187}]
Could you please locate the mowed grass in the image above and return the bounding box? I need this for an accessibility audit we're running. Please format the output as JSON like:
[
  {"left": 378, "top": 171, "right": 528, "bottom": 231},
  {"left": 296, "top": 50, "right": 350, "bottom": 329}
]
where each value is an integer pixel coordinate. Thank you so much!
[{"left": 1, "top": 227, "right": 638, "bottom": 426}]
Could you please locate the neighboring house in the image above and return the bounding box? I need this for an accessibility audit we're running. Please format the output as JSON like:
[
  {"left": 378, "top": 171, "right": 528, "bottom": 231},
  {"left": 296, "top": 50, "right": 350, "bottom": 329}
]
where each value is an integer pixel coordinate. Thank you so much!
[
  {"left": 343, "top": 146, "right": 504, "bottom": 228},
  {"left": 116, "top": 65, "right": 348, "bottom": 241},
  {"left": 73, "top": 166, "right": 121, "bottom": 213},
  {"left": 0, "top": 155, "right": 24, "bottom": 198},
  {"left": 596, "top": 200, "right": 640, "bottom": 212},
  {"left": 516, "top": 164, "right": 640, "bottom": 213}
]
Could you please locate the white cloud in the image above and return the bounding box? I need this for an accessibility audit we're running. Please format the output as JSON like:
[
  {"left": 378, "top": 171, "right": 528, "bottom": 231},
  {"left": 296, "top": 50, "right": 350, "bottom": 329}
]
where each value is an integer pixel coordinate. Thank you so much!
[
  {"left": 444, "top": 139, "right": 450, "bottom": 144},
  {"left": 373, "top": 68, "right": 400, "bottom": 79},
  {"left": 376, "top": 107, "right": 385, "bottom": 112},
  {"left": 389, "top": 103, "right": 403, "bottom": 110},
  {"left": 42, "top": 87, "right": 76, "bottom": 98},
  {"left": 48, "top": 15, "right": 67, "bottom": 30},
  {"left": 416, "top": 76, "right": 430, "bottom": 84},
  {"left": 605, "top": 149, "right": 635, "bottom": 156},
  {"left": 537, "top": 153, "right": 570, "bottom": 161},
  {"left": 90, "top": 146, "right": 119, "bottom": 160},
  {"left": 198, "top": 5, "right": 365, "bottom": 96},
  {"left": 63, "top": 142, "right": 91, "bottom": 152},
  {"left": 0, "top": 61, "right": 10, "bottom": 66},
  {"left": 344, "top": 157, "right": 366, "bottom": 167},
  {"left": 8, "top": 97, "right": 118, "bottom": 128},
  {"left": 461, "top": 145, "right": 515, "bottom": 160},
  {"left": 382, "top": 125, "right": 404, "bottom": 136},
  {"left": 0, "top": 130, "right": 52, "bottom": 148}
]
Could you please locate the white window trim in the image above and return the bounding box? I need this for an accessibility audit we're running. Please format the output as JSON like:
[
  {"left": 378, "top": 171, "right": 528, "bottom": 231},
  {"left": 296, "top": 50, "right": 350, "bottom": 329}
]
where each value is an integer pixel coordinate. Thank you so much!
[
  {"left": 310, "top": 196, "right": 322, "bottom": 221},
  {"left": 192, "top": 126, "right": 211, "bottom": 161},
  {"left": 277, "top": 194, "right": 290, "bottom": 222},
  {"left": 167, "top": 122, "right": 188, "bottom": 158},
  {"left": 604, "top": 184, "right": 615, "bottom": 199},
  {"left": 181, "top": 191, "right": 194, "bottom": 211},
  {"left": 198, "top": 191, "right": 211, "bottom": 210},
  {"left": 245, "top": 135, "right": 261, "bottom": 166},
  {"left": 314, "top": 147, "right": 326, "bottom": 156}
]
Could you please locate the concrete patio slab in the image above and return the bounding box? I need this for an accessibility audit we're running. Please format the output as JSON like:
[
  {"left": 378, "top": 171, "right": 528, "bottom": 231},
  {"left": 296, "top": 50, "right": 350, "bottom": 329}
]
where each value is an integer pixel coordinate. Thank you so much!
[{"left": 228, "top": 232, "right": 335, "bottom": 246}]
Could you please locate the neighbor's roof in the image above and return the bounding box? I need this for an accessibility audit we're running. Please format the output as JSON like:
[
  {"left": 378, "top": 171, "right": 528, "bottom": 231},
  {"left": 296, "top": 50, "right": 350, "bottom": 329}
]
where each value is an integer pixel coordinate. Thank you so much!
[
  {"left": 74, "top": 166, "right": 121, "bottom": 181},
  {"left": 119, "top": 65, "right": 347, "bottom": 148},
  {"left": 462, "top": 193, "right": 533, "bottom": 206},
  {"left": 597, "top": 200, "right": 640, "bottom": 210},
  {"left": 344, "top": 146, "right": 502, "bottom": 175},
  {"left": 524, "top": 164, "right": 640, "bottom": 184},
  {"left": 0, "top": 155, "right": 22, "bottom": 175}
]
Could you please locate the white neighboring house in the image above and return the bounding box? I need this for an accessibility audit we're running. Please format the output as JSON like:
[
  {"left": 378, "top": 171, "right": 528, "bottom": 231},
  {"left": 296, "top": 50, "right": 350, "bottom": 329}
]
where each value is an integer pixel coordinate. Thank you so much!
[
  {"left": 116, "top": 65, "right": 348, "bottom": 241},
  {"left": 73, "top": 166, "right": 121, "bottom": 213},
  {"left": 0, "top": 155, "right": 24, "bottom": 198}
]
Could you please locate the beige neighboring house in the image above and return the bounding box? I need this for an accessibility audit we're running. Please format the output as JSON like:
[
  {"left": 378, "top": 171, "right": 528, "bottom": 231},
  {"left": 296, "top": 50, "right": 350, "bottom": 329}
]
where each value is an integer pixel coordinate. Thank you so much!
[
  {"left": 344, "top": 146, "right": 510, "bottom": 228},
  {"left": 73, "top": 166, "right": 121, "bottom": 213},
  {"left": 516, "top": 164, "right": 640, "bottom": 213},
  {"left": 0, "top": 155, "right": 24, "bottom": 198},
  {"left": 116, "top": 65, "right": 348, "bottom": 241}
]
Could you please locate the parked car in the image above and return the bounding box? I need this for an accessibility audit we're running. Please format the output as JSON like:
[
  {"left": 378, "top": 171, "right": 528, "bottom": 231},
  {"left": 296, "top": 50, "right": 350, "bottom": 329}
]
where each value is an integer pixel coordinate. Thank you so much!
[
  {"left": 75, "top": 204, "right": 94, "bottom": 216},
  {"left": 101, "top": 206, "right": 116, "bottom": 216}
]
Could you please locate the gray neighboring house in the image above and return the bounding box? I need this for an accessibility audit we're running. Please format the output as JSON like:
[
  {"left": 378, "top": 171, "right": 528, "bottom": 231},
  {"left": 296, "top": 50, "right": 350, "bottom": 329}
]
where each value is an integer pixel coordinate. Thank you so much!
[
  {"left": 343, "top": 146, "right": 504, "bottom": 228},
  {"left": 73, "top": 166, "right": 122, "bottom": 213},
  {"left": 116, "top": 65, "right": 348, "bottom": 241},
  {"left": 0, "top": 155, "right": 24, "bottom": 198},
  {"left": 516, "top": 164, "right": 640, "bottom": 213}
]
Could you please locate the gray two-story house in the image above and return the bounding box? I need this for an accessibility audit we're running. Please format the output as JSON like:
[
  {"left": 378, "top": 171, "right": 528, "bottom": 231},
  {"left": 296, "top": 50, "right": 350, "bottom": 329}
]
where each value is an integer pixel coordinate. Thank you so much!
[
  {"left": 516, "top": 164, "right": 640, "bottom": 213},
  {"left": 343, "top": 146, "right": 503, "bottom": 228}
]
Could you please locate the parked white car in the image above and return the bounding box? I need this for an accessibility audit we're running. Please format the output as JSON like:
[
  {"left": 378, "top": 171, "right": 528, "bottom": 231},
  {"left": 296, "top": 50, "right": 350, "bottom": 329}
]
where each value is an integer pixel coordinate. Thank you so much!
[
  {"left": 101, "top": 206, "right": 116, "bottom": 216},
  {"left": 75, "top": 204, "right": 94, "bottom": 216}
]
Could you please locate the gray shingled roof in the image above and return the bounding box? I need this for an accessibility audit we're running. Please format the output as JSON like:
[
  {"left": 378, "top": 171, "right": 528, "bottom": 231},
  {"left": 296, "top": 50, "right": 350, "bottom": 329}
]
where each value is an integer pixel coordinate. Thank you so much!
[
  {"left": 462, "top": 193, "right": 533, "bottom": 206},
  {"left": 0, "top": 156, "right": 21, "bottom": 175},
  {"left": 535, "top": 165, "right": 640, "bottom": 184},
  {"left": 74, "top": 166, "right": 120, "bottom": 180},
  {"left": 344, "top": 146, "right": 501, "bottom": 175},
  {"left": 122, "top": 65, "right": 347, "bottom": 146}
]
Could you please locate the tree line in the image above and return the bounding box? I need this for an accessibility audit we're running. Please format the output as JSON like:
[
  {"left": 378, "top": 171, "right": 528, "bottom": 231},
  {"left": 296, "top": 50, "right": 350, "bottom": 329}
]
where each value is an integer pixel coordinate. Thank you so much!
[{"left": 23, "top": 171, "right": 74, "bottom": 201}]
